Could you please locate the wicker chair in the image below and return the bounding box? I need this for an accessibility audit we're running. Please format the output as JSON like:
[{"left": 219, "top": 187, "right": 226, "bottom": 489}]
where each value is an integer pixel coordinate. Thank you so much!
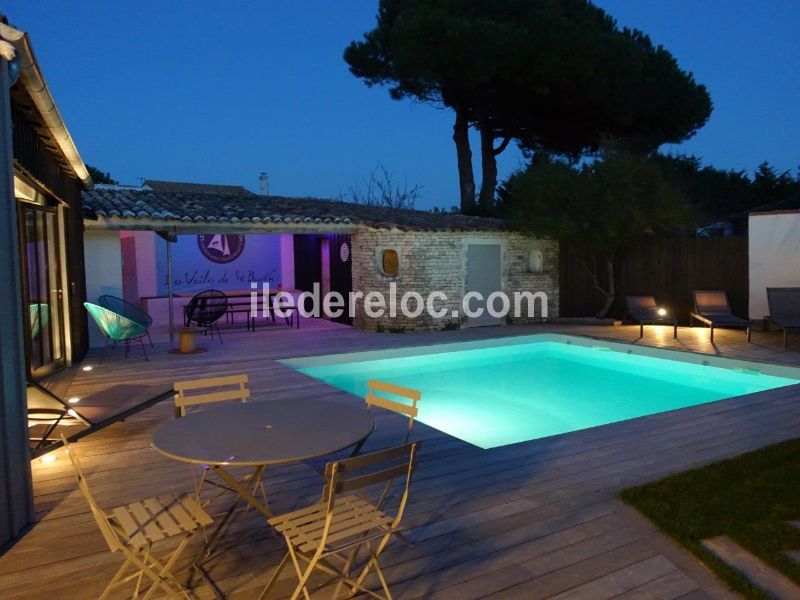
[
  {"left": 29, "top": 302, "right": 51, "bottom": 341},
  {"left": 185, "top": 290, "right": 229, "bottom": 343},
  {"left": 98, "top": 295, "right": 154, "bottom": 347},
  {"left": 84, "top": 302, "right": 149, "bottom": 362}
]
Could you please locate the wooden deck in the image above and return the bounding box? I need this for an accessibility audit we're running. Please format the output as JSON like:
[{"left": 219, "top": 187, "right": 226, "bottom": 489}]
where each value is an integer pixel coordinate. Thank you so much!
[{"left": 3, "top": 320, "right": 800, "bottom": 599}]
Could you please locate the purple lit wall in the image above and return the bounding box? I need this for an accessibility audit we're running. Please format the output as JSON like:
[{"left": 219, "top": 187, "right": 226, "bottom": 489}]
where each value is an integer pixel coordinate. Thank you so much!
[{"left": 156, "top": 234, "right": 283, "bottom": 295}]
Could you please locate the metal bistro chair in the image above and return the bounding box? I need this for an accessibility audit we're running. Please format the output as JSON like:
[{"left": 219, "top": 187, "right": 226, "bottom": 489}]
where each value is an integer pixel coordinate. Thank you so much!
[
  {"left": 307, "top": 380, "right": 421, "bottom": 476},
  {"left": 364, "top": 380, "right": 422, "bottom": 446},
  {"left": 259, "top": 441, "right": 420, "bottom": 600},
  {"left": 185, "top": 290, "right": 228, "bottom": 343},
  {"left": 173, "top": 374, "right": 266, "bottom": 507},
  {"left": 84, "top": 302, "right": 149, "bottom": 362},
  {"left": 99, "top": 294, "right": 154, "bottom": 347},
  {"left": 61, "top": 435, "right": 213, "bottom": 600}
]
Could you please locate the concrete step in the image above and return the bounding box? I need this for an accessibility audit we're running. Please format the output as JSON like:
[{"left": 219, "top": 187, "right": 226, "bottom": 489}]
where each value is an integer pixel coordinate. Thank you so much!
[{"left": 701, "top": 536, "right": 800, "bottom": 599}]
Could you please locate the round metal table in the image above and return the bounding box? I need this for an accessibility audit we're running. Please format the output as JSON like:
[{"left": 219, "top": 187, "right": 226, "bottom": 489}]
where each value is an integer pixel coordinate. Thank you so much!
[
  {"left": 152, "top": 399, "right": 375, "bottom": 467},
  {"left": 151, "top": 399, "right": 374, "bottom": 561}
]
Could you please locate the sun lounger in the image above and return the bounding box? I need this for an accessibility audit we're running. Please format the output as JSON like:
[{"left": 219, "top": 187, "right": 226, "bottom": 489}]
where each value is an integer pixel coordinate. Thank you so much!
[
  {"left": 625, "top": 295, "right": 678, "bottom": 339},
  {"left": 766, "top": 287, "right": 800, "bottom": 348},
  {"left": 689, "top": 290, "right": 750, "bottom": 343}
]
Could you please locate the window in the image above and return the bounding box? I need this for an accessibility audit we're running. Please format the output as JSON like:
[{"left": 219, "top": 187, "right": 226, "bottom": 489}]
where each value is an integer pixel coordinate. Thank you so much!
[
  {"left": 376, "top": 247, "right": 400, "bottom": 277},
  {"left": 526, "top": 248, "right": 544, "bottom": 273}
]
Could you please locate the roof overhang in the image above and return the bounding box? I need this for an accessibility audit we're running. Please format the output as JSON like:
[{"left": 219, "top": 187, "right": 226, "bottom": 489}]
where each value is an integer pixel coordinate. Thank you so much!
[
  {"left": 1, "top": 21, "right": 92, "bottom": 189},
  {"left": 83, "top": 215, "right": 511, "bottom": 235},
  {"left": 84, "top": 215, "right": 361, "bottom": 235}
]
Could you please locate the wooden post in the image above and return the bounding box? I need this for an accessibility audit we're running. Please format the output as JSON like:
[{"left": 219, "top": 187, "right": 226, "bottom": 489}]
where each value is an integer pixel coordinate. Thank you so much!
[{"left": 0, "top": 51, "right": 35, "bottom": 546}]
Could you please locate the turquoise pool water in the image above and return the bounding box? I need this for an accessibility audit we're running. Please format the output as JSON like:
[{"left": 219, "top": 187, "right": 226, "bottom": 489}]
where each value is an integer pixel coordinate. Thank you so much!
[{"left": 283, "top": 337, "right": 800, "bottom": 449}]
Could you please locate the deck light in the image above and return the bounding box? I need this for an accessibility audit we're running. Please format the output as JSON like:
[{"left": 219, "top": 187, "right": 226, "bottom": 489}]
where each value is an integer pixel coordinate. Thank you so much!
[
  {"left": 657, "top": 308, "right": 667, "bottom": 316},
  {"left": 39, "top": 454, "right": 57, "bottom": 464},
  {"left": 82, "top": 365, "right": 93, "bottom": 371},
  {"left": 68, "top": 397, "right": 80, "bottom": 404}
]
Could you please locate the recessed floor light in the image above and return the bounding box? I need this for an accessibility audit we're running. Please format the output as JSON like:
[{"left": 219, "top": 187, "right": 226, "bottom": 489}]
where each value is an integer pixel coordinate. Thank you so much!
[{"left": 81, "top": 365, "right": 93, "bottom": 371}]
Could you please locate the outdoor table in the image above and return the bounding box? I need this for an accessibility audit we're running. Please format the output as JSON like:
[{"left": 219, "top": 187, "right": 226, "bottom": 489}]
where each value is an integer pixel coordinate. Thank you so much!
[{"left": 151, "top": 399, "right": 375, "bottom": 560}]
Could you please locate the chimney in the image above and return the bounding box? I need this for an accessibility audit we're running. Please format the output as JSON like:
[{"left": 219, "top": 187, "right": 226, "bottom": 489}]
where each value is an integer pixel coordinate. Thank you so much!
[{"left": 259, "top": 172, "right": 269, "bottom": 196}]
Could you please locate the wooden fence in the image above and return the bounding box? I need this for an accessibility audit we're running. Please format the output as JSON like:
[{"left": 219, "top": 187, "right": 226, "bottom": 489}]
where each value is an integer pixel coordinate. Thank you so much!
[{"left": 558, "top": 236, "right": 748, "bottom": 323}]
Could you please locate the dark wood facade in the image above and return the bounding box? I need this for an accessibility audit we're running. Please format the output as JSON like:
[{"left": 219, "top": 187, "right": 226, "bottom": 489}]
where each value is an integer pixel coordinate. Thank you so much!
[
  {"left": 11, "top": 86, "right": 90, "bottom": 367},
  {"left": 328, "top": 233, "right": 353, "bottom": 325},
  {"left": 0, "top": 56, "right": 90, "bottom": 552},
  {"left": 559, "top": 236, "right": 748, "bottom": 322},
  {"left": 293, "top": 233, "right": 353, "bottom": 325},
  {"left": 1, "top": 53, "right": 32, "bottom": 553}
]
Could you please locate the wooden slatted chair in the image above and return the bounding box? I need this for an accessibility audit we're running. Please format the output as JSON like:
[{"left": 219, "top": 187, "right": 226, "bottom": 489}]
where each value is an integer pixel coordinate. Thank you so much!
[
  {"left": 173, "top": 374, "right": 264, "bottom": 506},
  {"left": 60, "top": 435, "right": 212, "bottom": 600},
  {"left": 365, "top": 380, "right": 421, "bottom": 445},
  {"left": 173, "top": 373, "right": 250, "bottom": 418},
  {"left": 258, "top": 441, "right": 419, "bottom": 600},
  {"left": 306, "top": 380, "right": 421, "bottom": 478}
]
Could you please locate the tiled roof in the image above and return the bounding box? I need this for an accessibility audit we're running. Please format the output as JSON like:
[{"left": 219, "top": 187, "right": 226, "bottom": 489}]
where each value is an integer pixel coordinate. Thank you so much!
[
  {"left": 143, "top": 179, "right": 256, "bottom": 196},
  {"left": 82, "top": 187, "right": 510, "bottom": 232}
]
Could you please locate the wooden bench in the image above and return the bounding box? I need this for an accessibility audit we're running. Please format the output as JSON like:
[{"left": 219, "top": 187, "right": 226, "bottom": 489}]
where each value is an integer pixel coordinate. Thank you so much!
[{"left": 250, "top": 303, "right": 300, "bottom": 330}]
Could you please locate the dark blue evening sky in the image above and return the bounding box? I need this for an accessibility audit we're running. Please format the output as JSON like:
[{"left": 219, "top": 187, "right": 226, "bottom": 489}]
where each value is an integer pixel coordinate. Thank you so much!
[{"left": 6, "top": 1, "right": 799, "bottom": 210}]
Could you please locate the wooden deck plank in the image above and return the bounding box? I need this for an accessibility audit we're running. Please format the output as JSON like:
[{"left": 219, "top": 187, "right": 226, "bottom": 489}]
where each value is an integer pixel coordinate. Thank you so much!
[{"left": 3, "top": 322, "right": 800, "bottom": 599}]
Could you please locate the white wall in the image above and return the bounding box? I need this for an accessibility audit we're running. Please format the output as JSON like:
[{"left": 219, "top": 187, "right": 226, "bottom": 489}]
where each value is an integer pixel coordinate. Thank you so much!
[
  {"left": 84, "top": 230, "right": 123, "bottom": 347},
  {"left": 279, "top": 234, "right": 295, "bottom": 289},
  {"left": 748, "top": 211, "right": 800, "bottom": 319},
  {"left": 120, "top": 230, "right": 158, "bottom": 298}
]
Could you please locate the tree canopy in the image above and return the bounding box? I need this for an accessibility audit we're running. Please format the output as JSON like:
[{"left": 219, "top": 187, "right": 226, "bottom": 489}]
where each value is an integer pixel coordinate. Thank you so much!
[
  {"left": 653, "top": 155, "right": 800, "bottom": 230},
  {"left": 345, "top": 0, "right": 712, "bottom": 213},
  {"left": 500, "top": 149, "right": 691, "bottom": 316},
  {"left": 87, "top": 165, "right": 117, "bottom": 185}
]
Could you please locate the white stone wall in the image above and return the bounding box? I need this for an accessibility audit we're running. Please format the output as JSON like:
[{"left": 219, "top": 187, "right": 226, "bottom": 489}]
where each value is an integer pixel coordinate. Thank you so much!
[
  {"left": 748, "top": 211, "right": 800, "bottom": 318},
  {"left": 84, "top": 230, "right": 123, "bottom": 347},
  {"left": 351, "top": 229, "right": 559, "bottom": 331}
]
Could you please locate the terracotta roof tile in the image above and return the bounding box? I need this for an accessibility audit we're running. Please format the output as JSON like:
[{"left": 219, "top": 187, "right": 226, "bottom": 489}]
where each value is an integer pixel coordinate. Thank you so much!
[
  {"left": 142, "top": 180, "right": 256, "bottom": 196},
  {"left": 83, "top": 187, "right": 509, "bottom": 232}
]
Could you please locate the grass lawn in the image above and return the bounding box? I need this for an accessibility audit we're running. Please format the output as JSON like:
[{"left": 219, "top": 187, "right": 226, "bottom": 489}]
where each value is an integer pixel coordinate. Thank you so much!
[{"left": 621, "top": 437, "right": 800, "bottom": 599}]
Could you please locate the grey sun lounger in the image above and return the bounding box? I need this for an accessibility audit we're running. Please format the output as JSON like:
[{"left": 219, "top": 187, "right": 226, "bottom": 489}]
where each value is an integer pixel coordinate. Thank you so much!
[
  {"left": 766, "top": 287, "right": 800, "bottom": 348},
  {"left": 689, "top": 290, "right": 750, "bottom": 343},
  {"left": 625, "top": 295, "right": 678, "bottom": 339}
]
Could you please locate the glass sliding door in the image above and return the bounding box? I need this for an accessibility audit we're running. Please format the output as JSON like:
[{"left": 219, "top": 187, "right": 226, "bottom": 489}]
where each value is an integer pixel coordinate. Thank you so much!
[{"left": 21, "top": 205, "right": 66, "bottom": 378}]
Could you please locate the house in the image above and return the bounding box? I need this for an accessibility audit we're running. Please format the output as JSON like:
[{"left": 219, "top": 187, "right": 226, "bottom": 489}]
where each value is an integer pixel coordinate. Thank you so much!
[
  {"left": 82, "top": 182, "right": 558, "bottom": 336},
  {"left": 1, "top": 14, "right": 92, "bottom": 547},
  {"left": 748, "top": 209, "right": 800, "bottom": 320}
]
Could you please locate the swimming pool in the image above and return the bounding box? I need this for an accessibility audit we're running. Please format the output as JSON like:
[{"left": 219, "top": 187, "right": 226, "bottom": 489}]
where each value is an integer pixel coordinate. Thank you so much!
[{"left": 281, "top": 335, "right": 800, "bottom": 449}]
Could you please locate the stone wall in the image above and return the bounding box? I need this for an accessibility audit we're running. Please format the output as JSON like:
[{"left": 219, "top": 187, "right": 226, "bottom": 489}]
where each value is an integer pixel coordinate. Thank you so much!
[{"left": 351, "top": 229, "right": 558, "bottom": 331}]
